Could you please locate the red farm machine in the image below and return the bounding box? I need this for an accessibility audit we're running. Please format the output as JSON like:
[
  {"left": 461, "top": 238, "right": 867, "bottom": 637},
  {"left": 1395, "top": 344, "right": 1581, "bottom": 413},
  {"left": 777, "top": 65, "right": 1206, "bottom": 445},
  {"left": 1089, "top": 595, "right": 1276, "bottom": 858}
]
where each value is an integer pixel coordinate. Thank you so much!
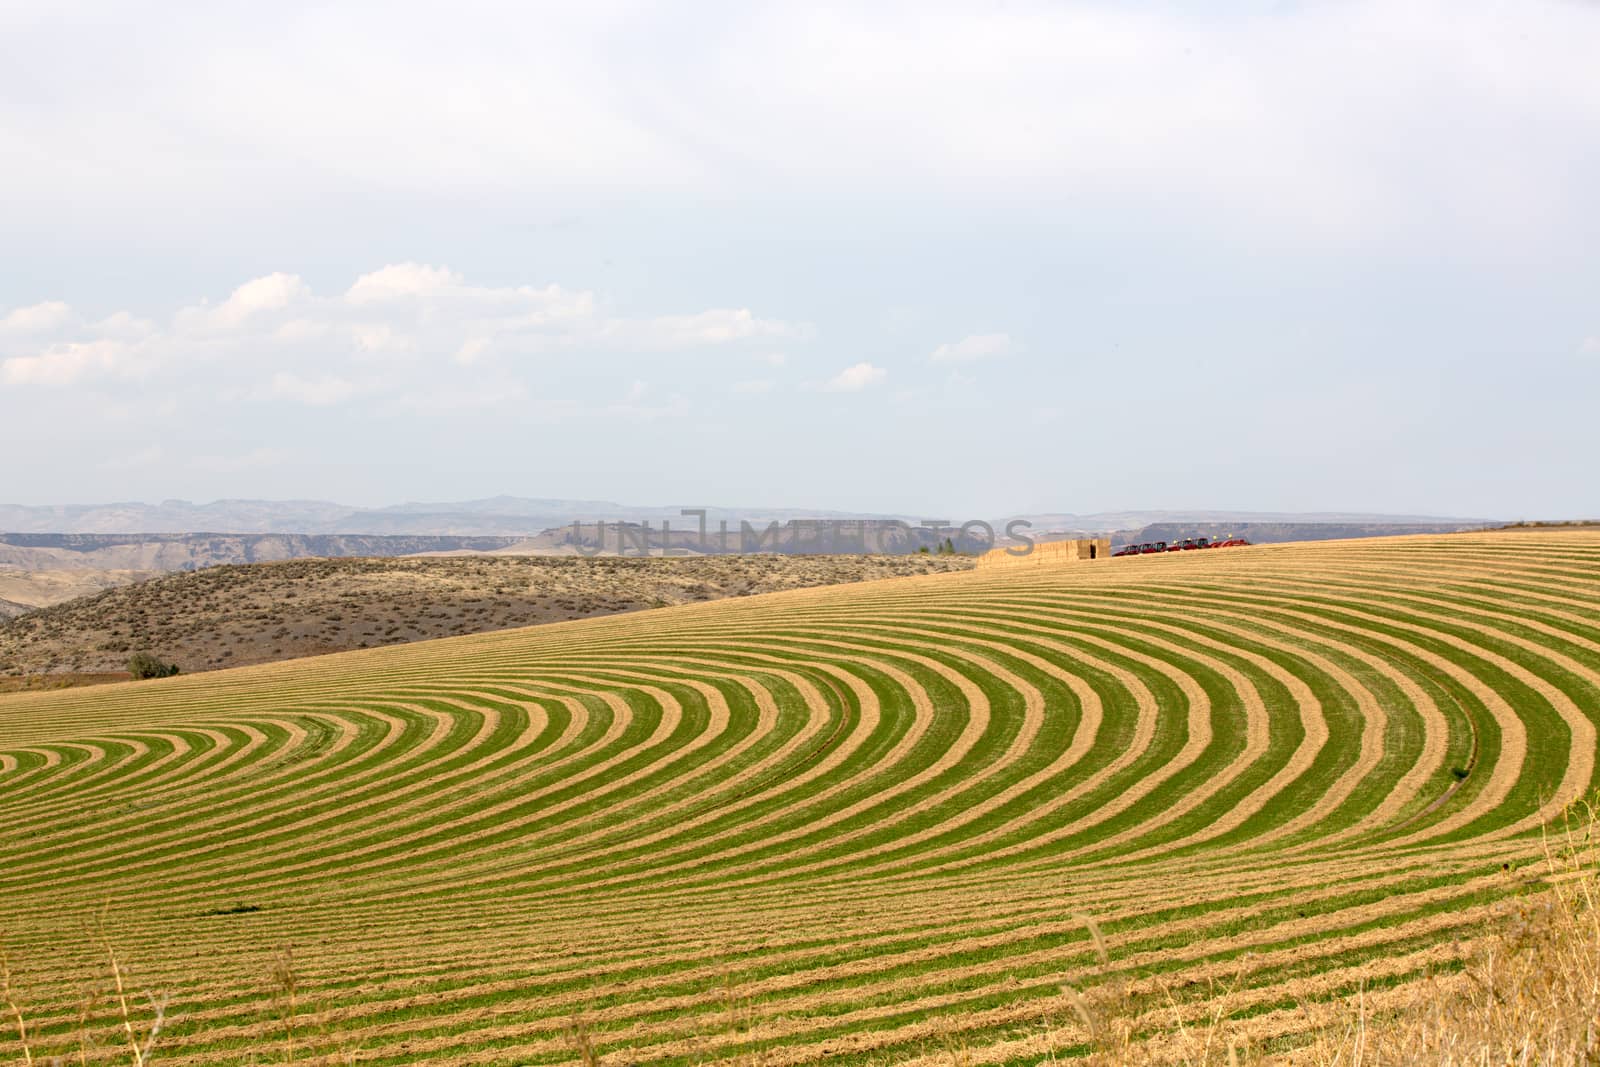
[{"left": 1112, "top": 535, "right": 1252, "bottom": 558}]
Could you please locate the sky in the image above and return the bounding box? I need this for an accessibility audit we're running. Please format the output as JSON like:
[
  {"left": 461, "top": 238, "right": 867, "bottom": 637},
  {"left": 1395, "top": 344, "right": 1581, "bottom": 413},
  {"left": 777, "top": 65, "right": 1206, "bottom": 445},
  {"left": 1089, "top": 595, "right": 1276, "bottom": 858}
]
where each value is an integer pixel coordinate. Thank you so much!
[{"left": 2, "top": 0, "right": 1597, "bottom": 519}]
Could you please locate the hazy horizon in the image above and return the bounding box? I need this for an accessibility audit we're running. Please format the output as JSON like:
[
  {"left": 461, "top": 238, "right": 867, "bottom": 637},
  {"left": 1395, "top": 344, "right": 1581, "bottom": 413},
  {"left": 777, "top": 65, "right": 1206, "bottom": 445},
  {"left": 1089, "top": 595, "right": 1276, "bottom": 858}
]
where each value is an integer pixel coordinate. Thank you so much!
[
  {"left": 0, "top": 495, "right": 1516, "bottom": 531},
  {"left": 0, "top": 492, "right": 1544, "bottom": 523}
]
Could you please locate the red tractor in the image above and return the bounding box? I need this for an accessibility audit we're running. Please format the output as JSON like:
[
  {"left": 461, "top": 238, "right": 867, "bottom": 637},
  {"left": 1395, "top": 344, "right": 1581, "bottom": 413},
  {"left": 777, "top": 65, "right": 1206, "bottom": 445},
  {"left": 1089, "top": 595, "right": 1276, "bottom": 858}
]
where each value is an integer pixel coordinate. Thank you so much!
[{"left": 1114, "top": 535, "right": 1252, "bottom": 558}]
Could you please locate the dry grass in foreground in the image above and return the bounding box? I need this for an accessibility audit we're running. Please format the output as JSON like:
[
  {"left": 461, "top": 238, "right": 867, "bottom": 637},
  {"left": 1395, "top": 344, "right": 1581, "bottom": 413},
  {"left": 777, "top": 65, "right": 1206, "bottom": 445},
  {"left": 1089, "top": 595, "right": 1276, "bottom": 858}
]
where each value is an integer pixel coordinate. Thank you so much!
[
  {"left": 6, "top": 811, "right": 1597, "bottom": 1065},
  {"left": 1295, "top": 833, "right": 1600, "bottom": 1066},
  {"left": 1058, "top": 808, "right": 1600, "bottom": 1066}
]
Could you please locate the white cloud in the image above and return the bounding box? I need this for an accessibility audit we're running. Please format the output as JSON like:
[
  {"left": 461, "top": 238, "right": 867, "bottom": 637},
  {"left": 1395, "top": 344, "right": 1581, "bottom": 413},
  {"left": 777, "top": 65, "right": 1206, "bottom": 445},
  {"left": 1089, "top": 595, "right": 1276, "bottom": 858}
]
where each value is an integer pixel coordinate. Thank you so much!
[
  {"left": 350, "top": 322, "right": 409, "bottom": 356},
  {"left": 761, "top": 352, "right": 788, "bottom": 367},
  {"left": 931, "top": 333, "right": 1012, "bottom": 362},
  {"left": 211, "top": 272, "right": 310, "bottom": 327},
  {"left": 346, "top": 263, "right": 462, "bottom": 304},
  {"left": 1581, "top": 336, "right": 1600, "bottom": 356},
  {"left": 92, "top": 312, "right": 156, "bottom": 339},
  {"left": 0, "top": 340, "right": 137, "bottom": 387},
  {"left": 732, "top": 379, "right": 774, "bottom": 394},
  {"left": 637, "top": 308, "right": 798, "bottom": 348},
  {"left": 0, "top": 266, "right": 802, "bottom": 410},
  {"left": 1, "top": 3, "right": 1597, "bottom": 265},
  {"left": 824, "top": 362, "right": 887, "bottom": 392},
  {"left": 1, "top": 301, "right": 72, "bottom": 333}
]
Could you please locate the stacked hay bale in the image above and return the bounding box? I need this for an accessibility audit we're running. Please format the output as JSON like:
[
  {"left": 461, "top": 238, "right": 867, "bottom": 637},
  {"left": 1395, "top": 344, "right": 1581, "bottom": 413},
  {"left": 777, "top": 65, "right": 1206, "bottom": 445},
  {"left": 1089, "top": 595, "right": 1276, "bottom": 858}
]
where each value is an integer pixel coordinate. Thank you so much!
[{"left": 975, "top": 537, "right": 1111, "bottom": 567}]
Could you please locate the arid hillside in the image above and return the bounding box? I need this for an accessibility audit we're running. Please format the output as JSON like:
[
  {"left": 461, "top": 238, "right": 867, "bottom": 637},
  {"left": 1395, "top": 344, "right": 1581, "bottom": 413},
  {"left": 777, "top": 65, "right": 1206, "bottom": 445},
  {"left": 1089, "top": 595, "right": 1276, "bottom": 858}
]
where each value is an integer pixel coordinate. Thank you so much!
[
  {"left": 0, "top": 553, "right": 973, "bottom": 675},
  {"left": 0, "top": 568, "right": 158, "bottom": 618}
]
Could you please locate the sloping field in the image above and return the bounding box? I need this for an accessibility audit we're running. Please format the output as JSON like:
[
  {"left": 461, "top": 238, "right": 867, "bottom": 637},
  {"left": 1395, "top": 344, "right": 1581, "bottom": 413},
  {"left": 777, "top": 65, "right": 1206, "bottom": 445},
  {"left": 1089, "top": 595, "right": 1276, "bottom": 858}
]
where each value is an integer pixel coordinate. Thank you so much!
[{"left": 1, "top": 532, "right": 1598, "bottom": 1064}]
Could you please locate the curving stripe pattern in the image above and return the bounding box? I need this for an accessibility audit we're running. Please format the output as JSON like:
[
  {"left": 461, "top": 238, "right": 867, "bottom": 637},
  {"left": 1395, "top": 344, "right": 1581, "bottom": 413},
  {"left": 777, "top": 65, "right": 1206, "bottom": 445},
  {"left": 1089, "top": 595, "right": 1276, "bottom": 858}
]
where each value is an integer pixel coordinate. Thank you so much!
[{"left": 2, "top": 532, "right": 1599, "bottom": 1064}]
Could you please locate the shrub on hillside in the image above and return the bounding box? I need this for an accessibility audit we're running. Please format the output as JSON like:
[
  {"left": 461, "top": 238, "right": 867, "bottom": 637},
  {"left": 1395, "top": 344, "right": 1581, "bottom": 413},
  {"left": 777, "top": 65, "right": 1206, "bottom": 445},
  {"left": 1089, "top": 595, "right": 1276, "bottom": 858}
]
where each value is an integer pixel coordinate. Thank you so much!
[{"left": 127, "top": 652, "right": 180, "bottom": 680}]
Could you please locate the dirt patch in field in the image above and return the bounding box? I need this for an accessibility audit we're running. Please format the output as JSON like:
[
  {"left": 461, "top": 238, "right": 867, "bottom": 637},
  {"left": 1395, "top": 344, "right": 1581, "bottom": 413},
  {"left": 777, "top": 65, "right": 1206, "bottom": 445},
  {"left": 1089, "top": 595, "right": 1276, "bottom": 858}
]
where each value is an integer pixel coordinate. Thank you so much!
[{"left": 0, "top": 671, "right": 133, "bottom": 693}]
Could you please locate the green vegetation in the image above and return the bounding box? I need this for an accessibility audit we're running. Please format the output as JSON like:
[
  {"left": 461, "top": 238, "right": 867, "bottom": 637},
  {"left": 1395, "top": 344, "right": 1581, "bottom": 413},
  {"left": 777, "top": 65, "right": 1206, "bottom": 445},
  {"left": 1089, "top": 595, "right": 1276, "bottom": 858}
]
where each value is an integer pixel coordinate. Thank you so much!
[
  {"left": 126, "top": 652, "right": 179, "bottom": 679},
  {"left": 0, "top": 531, "right": 1596, "bottom": 1063}
]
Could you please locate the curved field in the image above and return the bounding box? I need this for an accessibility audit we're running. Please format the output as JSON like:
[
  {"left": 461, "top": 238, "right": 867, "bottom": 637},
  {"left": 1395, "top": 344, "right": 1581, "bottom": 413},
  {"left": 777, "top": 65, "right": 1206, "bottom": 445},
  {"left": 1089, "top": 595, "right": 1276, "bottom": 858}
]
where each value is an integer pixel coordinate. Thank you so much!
[{"left": 2, "top": 532, "right": 1598, "bottom": 1064}]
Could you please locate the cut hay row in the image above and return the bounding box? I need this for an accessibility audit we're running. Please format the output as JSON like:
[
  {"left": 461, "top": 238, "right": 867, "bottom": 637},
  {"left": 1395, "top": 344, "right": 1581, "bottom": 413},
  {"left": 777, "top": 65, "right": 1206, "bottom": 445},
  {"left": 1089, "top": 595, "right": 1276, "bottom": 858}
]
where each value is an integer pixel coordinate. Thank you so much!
[{"left": 1, "top": 532, "right": 1598, "bottom": 1064}]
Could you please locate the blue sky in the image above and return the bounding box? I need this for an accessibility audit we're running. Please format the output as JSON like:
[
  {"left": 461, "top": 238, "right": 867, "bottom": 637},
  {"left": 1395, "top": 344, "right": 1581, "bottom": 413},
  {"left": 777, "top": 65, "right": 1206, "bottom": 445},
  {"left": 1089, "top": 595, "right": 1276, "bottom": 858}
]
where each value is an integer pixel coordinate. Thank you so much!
[{"left": 2, "top": 1, "right": 1597, "bottom": 518}]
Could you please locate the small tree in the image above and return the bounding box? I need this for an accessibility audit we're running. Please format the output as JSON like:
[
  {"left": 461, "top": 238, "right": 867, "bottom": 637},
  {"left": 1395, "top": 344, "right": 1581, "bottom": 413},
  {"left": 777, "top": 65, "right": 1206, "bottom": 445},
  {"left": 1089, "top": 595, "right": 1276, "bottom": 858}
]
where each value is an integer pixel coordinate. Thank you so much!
[{"left": 127, "top": 652, "right": 180, "bottom": 680}]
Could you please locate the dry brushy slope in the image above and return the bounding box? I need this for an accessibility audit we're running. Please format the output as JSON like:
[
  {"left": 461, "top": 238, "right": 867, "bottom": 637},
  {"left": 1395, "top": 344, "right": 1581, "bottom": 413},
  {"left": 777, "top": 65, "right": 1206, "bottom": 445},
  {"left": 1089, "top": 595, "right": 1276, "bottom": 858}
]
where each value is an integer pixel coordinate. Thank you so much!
[
  {"left": 0, "top": 553, "right": 972, "bottom": 675},
  {"left": 0, "top": 568, "right": 157, "bottom": 616}
]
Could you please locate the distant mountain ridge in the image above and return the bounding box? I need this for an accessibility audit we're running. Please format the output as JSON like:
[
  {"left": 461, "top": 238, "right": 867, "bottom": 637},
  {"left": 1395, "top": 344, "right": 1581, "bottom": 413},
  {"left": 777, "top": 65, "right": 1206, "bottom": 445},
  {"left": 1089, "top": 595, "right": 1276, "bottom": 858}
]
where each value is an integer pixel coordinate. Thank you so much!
[{"left": 0, "top": 498, "right": 1500, "bottom": 537}]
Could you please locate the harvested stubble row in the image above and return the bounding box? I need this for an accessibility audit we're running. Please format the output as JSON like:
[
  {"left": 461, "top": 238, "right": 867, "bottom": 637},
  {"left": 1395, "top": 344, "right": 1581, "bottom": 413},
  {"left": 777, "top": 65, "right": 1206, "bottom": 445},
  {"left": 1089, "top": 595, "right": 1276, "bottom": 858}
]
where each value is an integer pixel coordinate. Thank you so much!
[{"left": 2, "top": 531, "right": 1599, "bottom": 1064}]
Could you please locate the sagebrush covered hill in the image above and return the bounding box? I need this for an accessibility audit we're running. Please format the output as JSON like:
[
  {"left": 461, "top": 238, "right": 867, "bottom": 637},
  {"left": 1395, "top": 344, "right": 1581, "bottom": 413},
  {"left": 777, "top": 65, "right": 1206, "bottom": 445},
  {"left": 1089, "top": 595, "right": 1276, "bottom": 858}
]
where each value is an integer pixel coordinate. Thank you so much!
[{"left": 0, "top": 553, "right": 973, "bottom": 675}]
